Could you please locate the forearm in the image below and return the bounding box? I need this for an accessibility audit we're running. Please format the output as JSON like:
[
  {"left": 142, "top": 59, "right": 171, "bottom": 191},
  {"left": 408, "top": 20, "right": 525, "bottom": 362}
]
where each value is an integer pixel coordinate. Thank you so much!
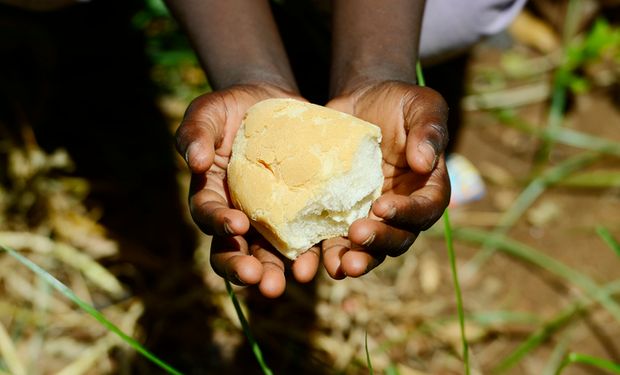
[
  {"left": 165, "top": 0, "right": 297, "bottom": 91},
  {"left": 330, "top": 0, "right": 425, "bottom": 96}
]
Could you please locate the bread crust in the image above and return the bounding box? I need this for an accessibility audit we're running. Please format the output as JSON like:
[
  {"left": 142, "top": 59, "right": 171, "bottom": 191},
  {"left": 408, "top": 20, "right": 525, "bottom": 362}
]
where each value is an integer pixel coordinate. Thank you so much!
[{"left": 227, "top": 98, "right": 383, "bottom": 259}]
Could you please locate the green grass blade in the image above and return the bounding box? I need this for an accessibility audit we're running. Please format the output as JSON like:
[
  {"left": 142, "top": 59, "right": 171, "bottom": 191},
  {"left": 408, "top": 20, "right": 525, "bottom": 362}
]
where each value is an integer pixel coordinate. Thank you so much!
[
  {"left": 495, "top": 110, "right": 620, "bottom": 158},
  {"left": 365, "top": 331, "right": 374, "bottom": 375},
  {"left": 547, "top": 128, "right": 620, "bottom": 157},
  {"left": 555, "top": 353, "right": 620, "bottom": 375},
  {"left": 451, "top": 228, "right": 620, "bottom": 322},
  {"left": 542, "top": 333, "right": 571, "bottom": 375},
  {"left": 225, "top": 280, "right": 273, "bottom": 375},
  {"left": 464, "top": 152, "right": 599, "bottom": 276},
  {"left": 557, "top": 171, "right": 620, "bottom": 188},
  {"left": 596, "top": 227, "right": 620, "bottom": 258},
  {"left": 416, "top": 61, "right": 426, "bottom": 87},
  {"left": 535, "top": 0, "right": 581, "bottom": 169},
  {"left": 443, "top": 210, "right": 471, "bottom": 375},
  {"left": 0, "top": 244, "right": 183, "bottom": 375},
  {"left": 495, "top": 280, "right": 620, "bottom": 373},
  {"left": 492, "top": 305, "right": 579, "bottom": 373},
  {"left": 493, "top": 152, "right": 598, "bottom": 231},
  {"left": 419, "top": 62, "right": 468, "bottom": 374},
  {"left": 535, "top": 70, "right": 568, "bottom": 168},
  {"left": 385, "top": 364, "right": 400, "bottom": 375}
]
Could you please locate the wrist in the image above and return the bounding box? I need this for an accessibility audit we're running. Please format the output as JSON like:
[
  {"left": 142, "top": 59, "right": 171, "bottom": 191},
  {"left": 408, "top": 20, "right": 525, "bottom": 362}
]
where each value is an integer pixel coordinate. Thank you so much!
[
  {"left": 329, "top": 0, "right": 424, "bottom": 97},
  {"left": 330, "top": 63, "right": 417, "bottom": 97},
  {"left": 166, "top": 0, "right": 298, "bottom": 93},
  {"left": 215, "top": 66, "right": 299, "bottom": 94}
]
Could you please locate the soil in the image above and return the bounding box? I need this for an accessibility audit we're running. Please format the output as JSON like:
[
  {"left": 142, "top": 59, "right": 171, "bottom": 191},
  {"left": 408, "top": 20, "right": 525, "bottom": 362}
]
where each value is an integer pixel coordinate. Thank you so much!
[{"left": 441, "top": 45, "right": 620, "bottom": 374}]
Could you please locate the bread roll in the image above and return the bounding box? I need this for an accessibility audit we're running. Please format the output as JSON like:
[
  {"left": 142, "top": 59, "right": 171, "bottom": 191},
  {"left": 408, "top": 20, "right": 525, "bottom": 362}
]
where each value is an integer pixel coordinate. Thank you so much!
[{"left": 227, "top": 98, "right": 383, "bottom": 259}]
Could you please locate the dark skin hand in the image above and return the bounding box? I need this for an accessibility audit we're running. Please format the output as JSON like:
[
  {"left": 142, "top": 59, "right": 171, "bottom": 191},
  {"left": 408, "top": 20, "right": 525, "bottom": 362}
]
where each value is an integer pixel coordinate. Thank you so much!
[
  {"left": 168, "top": 0, "right": 324, "bottom": 298},
  {"left": 170, "top": 0, "right": 451, "bottom": 295},
  {"left": 176, "top": 81, "right": 449, "bottom": 295},
  {"left": 323, "top": 81, "right": 450, "bottom": 279},
  {"left": 176, "top": 83, "right": 321, "bottom": 298},
  {"left": 321, "top": 0, "right": 450, "bottom": 279}
]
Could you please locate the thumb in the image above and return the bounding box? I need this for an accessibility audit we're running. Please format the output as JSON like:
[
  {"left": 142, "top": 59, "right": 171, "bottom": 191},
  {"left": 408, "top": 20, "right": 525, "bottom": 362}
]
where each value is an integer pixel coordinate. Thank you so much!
[
  {"left": 176, "top": 120, "right": 217, "bottom": 174},
  {"left": 404, "top": 86, "right": 449, "bottom": 174},
  {"left": 175, "top": 96, "right": 224, "bottom": 174}
]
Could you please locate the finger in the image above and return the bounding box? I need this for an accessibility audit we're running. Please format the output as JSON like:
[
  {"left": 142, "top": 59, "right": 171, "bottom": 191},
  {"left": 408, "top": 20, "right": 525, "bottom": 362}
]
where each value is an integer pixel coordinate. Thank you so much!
[
  {"left": 322, "top": 236, "right": 385, "bottom": 278},
  {"left": 340, "top": 249, "right": 385, "bottom": 277},
  {"left": 349, "top": 218, "right": 418, "bottom": 257},
  {"left": 175, "top": 121, "right": 218, "bottom": 174},
  {"left": 175, "top": 96, "right": 224, "bottom": 174},
  {"left": 190, "top": 186, "right": 250, "bottom": 236},
  {"left": 211, "top": 235, "right": 262, "bottom": 286},
  {"left": 404, "top": 87, "right": 449, "bottom": 174},
  {"left": 321, "top": 237, "right": 349, "bottom": 280},
  {"left": 251, "top": 242, "right": 286, "bottom": 298},
  {"left": 373, "top": 157, "right": 451, "bottom": 230},
  {"left": 291, "top": 246, "right": 321, "bottom": 283}
]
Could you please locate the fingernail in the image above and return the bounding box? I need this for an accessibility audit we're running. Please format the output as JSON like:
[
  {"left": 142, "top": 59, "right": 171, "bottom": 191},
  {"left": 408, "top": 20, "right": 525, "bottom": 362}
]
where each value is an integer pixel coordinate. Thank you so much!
[
  {"left": 365, "top": 258, "right": 381, "bottom": 274},
  {"left": 373, "top": 200, "right": 396, "bottom": 220},
  {"left": 185, "top": 142, "right": 198, "bottom": 167},
  {"left": 362, "top": 232, "right": 376, "bottom": 247},
  {"left": 418, "top": 142, "right": 438, "bottom": 172},
  {"left": 223, "top": 219, "right": 234, "bottom": 235},
  {"left": 229, "top": 272, "right": 246, "bottom": 286},
  {"left": 378, "top": 204, "right": 396, "bottom": 220}
]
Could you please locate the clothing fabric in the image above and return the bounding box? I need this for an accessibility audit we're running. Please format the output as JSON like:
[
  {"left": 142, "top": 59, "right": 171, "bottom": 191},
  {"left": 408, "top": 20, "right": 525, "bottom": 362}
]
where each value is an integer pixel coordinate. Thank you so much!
[{"left": 420, "top": 0, "right": 528, "bottom": 63}]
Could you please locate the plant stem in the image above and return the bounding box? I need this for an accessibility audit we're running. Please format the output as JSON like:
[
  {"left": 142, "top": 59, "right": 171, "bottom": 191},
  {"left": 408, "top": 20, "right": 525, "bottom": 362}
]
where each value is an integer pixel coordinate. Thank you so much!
[
  {"left": 542, "top": 332, "right": 572, "bottom": 375},
  {"left": 495, "top": 110, "right": 620, "bottom": 158},
  {"left": 596, "top": 227, "right": 620, "bottom": 258},
  {"left": 555, "top": 352, "right": 620, "bottom": 375},
  {"left": 418, "top": 60, "right": 470, "bottom": 374},
  {"left": 534, "top": 70, "right": 568, "bottom": 169},
  {"left": 451, "top": 229, "right": 620, "bottom": 322},
  {"left": 225, "top": 280, "right": 274, "bottom": 375},
  {"left": 463, "top": 152, "right": 599, "bottom": 277},
  {"left": 416, "top": 61, "right": 426, "bottom": 87},
  {"left": 493, "top": 280, "right": 620, "bottom": 373},
  {"left": 533, "top": 0, "right": 580, "bottom": 171},
  {"left": 493, "top": 305, "right": 580, "bottom": 373},
  {"left": 365, "top": 331, "right": 374, "bottom": 375},
  {"left": 0, "top": 245, "right": 183, "bottom": 375},
  {"left": 444, "top": 210, "right": 471, "bottom": 375}
]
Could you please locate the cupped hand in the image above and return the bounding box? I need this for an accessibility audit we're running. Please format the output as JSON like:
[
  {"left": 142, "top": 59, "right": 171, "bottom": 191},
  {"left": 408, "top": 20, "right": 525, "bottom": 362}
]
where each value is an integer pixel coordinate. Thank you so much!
[
  {"left": 323, "top": 81, "right": 451, "bottom": 279},
  {"left": 176, "top": 84, "right": 320, "bottom": 298}
]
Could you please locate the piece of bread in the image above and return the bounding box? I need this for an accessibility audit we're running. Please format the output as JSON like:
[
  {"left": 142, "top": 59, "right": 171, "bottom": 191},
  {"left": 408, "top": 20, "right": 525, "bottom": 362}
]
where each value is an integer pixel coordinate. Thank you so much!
[{"left": 227, "top": 98, "right": 384, "bottom": 259}]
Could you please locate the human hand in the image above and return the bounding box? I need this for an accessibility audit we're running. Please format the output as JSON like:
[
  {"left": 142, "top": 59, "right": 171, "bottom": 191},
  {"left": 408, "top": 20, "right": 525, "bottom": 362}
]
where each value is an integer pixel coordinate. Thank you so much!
[
  {"left": 323, "top": 81, "right": 451, "bottom": 279},
  {"left": 176, "top": 84, "right": 320, "bottom": 298}
]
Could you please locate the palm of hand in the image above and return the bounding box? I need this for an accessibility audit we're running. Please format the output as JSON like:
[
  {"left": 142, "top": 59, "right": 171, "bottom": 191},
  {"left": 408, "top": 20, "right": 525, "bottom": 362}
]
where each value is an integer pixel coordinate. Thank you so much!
[
  {"left": 323, "top": 81, "right": 450, "bottom": 278},
  {"left": 176, "top": 84, "right": 320, "bottom": 298},
  {"left": 182, "top": 86, "right": 282, "bottom": 215},
  {"left": 178, "top": 81, "right": 449, "bottom": 292}
]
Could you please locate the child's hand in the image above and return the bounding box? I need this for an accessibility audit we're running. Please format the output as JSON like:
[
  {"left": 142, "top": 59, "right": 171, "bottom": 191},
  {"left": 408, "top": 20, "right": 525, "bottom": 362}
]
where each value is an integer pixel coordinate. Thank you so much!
[
  {"left": 176, "top": 83, "right": 320, "bottom": 298},
  {"left": 322, "top": 81, "right": 451, "bottom": 278}
]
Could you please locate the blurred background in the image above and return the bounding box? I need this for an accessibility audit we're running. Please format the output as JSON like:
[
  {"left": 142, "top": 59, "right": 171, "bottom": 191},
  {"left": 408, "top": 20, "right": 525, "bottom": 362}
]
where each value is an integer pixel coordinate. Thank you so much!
[{"left": 0, "top": 0, "right": 619, "bottom": 374}]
